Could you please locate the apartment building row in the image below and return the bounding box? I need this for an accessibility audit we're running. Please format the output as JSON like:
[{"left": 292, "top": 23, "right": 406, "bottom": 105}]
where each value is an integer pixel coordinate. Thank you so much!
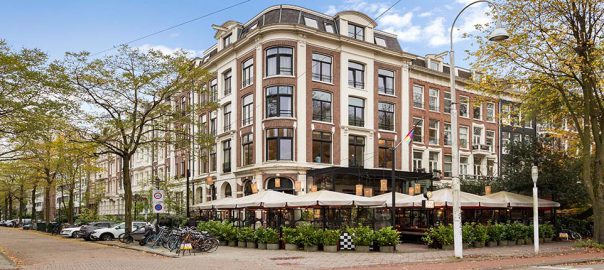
[{"left": 90, "top": 5, "right": 541, "bottom": 216}]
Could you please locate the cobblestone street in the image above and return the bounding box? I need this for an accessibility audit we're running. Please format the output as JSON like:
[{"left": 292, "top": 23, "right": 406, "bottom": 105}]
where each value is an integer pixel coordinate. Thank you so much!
[{"left": 1, "top": 227, "right": 603, "bottom": 270}]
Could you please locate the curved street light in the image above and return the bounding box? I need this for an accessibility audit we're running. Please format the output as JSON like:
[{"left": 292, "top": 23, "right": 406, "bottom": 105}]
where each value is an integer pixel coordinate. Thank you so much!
[{"left": 449, "top": 0, "right": 509, "bottom": 259}]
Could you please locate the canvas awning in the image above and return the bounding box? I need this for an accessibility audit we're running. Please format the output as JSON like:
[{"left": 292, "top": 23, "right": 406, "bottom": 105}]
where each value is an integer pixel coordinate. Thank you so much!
[
  {"left": 369, "top": 192, "right": 411, "bottom": 207},
  {"left": 280, "top": 190, "right": 386, "bottom": 208},
  {"left": 485, "top": 191, "right": 560, "bottom": 208},
  {"left": 193, "top": 197, "right": 238, "bottom": 210},
  {"left": 398, "top": 188, "right": 507, "bottom": 208},
  {"left": 233, "top": 190, "right": 297, "bottom": 208}
]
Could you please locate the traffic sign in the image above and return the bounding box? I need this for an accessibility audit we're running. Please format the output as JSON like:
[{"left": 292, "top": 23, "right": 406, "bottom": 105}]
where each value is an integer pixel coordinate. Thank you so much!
[
  {"left": 152, "top": 190, "right": 165, "bottom": 203},
  {"left": 153, "top": 202, "right": 166, "bottom": 213}
]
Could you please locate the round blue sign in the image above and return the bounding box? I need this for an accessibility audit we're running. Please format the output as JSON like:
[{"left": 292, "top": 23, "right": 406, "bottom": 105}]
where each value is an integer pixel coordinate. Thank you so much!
[{"left": 154, "top": 204, "right": 163, "bottom": 211}]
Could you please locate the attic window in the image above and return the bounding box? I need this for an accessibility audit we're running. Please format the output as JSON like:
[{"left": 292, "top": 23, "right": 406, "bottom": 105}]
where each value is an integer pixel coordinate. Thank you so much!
[
  {"left": 325, "top": 23, "right": 334, "bottom": 33},
  {"left": 250, "top": 23, "right": 258, "bottom": 30},
  {"left": 429, "top": 61, "right": 439, "bottom": 71},
  {"left": 304, "top": 17, "right": 318, "bottom": 28},
  {"left": 375, "top": 37, "right": 387, "bottom": 47},
  {"left": 223, "top": 34, "right": 232, "bottom": 48}
]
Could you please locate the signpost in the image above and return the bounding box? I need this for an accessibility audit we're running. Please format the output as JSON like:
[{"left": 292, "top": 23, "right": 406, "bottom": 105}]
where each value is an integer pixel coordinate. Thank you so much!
[{"left": 152, "top": 190, "right": 165, "bottom": 214}]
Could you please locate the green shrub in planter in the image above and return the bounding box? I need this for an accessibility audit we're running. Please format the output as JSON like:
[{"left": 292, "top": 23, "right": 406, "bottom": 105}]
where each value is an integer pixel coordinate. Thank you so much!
[
  {"left": 423, "top": 224, "right": 453, "bottom": 249},
  {"left": 255, "top": 227, "right": 267, "bottom": 243},
  {"left": 297, "top": 224, "right": 321, "bottom": 249},
  {"left": 375, "top": 227, "right": 400, "bottom": 247},
  {"left": 264, "top": 228, "right": 279, "bottom": 244},
  {"left": 237, "top": 227, "right": 255, "bottom": 243},
  {"left": 348, "top": 226, "right": 374, "bottom": 247},
  {"left": 473, "top": 223, "right": 489, "bottom": 247},
  {"left": 462, "top": 223, "right": 476, "bottom": 245},
  {"left": 217, "top": 222, "right": 237, "bottom": 243},
  {"left": 509, "top": 222, "right": 526, "bottom": 243},
  {"left": 539, "top": 224, "right": 555, "bottom": 241},
  {"left": 322, "top": 229, "right": 340, "bottom": 252},
  {"left": 502, "top": 223, "right": 516, "bottom": 243},
  {"left": 487, "top": 223, "right": 503, "bottom": 246}
]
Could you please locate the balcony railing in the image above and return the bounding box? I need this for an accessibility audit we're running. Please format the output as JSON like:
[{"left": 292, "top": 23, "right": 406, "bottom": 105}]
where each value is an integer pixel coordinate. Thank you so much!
[
  {"left": 348, "top": 80, "right": 364, "bottom": 89},
  {"left": 378, "top": 87, "right": 394, "bottom": 95},
  {"left": 348, "top": 118, "right": 365, "bottom": 127},
  {"left": 378, "top": 122, "right": 394, "bottom": 131},
  {"left": 312, "top": 73, "right": 332, "bottom": 83},
  {"left": 472, "top": 144, "right": 491, "bottom": 152},
  {"left": 312, "top": 113, "right": 332, "bottom": 122}
]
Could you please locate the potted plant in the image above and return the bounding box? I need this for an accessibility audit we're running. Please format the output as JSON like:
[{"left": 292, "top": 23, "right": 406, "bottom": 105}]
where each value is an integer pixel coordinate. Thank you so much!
[
  {"left": 540, "top": 224, "right": 554, "bottom": 242},
  {"left": 375, "top": 227, "right": 400, "bottom": 253},
  {"left": 221, "top": 223, "right": 237, "bottom": 247},
  {"left": 510, "top": 222, "right": 526, "bottom": 245},
  {"left": 282, "top": 227, "right": 299, "bottom": 251},
  {"left": 297, "top": 224, "right": 320, "bottom": 251},
  {"left": 236, "top": 227, "right": 247, "bottom": 248},
  {"left": 462, "top": 223, "right": 476, "bottom": 249},
  {"left": 423, "top": 224, "right": 453, "bottom": 249},
  {"left": 243, "top": 227, "right": 256, "bottom": 248},
  {"left": 349, "top": 226, "right": 374, "bottom": 252},
  {"left": 322, "top": 229, "right": 340, "bottom": 252},
  {"left": 524, "top": 224, "right": 533, "bottom": 245},
  {"left": 473, "top": 223, "right": 489, "bottom": 248},
  {"left": 255, "top": 227, "right": 267, "bottom": 249},
  {"left": 265, "top": 228, "right": 280, "bottom": 250},
  {"left": 502, "top": 223, "right": 516, "bottom": 246},
  {"left": 487, "top": 223, "right": 502, "bottom": 247}
]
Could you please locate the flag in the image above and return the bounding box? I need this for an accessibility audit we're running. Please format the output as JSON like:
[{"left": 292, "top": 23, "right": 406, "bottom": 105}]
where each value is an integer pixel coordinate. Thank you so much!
[{"left": 403, "top": 128, "right": 414, "bottom": 144}]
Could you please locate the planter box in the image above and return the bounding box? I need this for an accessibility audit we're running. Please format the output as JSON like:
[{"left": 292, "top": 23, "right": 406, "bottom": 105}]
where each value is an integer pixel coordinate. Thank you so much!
[
  {"left": 267, "top": 243, "right": 279, "bottom": 250},
  {"left": 304, "top": 245, "right": 318, "bottom": 252},
  {"left": 355, "top": 246, "right": 370, "bottom": 252},
  {"left": 323, "top": 245, "right": 338, "bottom": 252},
  {"left": 257, "top": 243, "right": 267, "bottom": 250},
  {"left": 516, "top": 239, "right": 525, "bottom": 245},
  {"left": 473, "top": 242, "right": 485, "bottom": 248},
  {"left": 498, "top": 240, "right": 509, "bottom": 246},
  {"left": 238, "top": 241, "right": 246, "bottom": 248},
  {"left": 544, "top": 237, "right": 553, "bottom": 243},
  {"left": 228, "top": 241, "right": 237, "bottom": 247},
  {"left": 285, "top": 243, "right": 298, "bottom": 251},
  {"left": 487, "top": 241, "right": 498, "bottom": 247},
  {"left": 380, "top": 246, "right": 395, "bottom": 253},
  {"left": 442, "top": 245, "right": 453, "bottom": 250},
  {"left": 246, "top": 242, "right": 256, "bottom": 248},
  {"left": 219, "top": 240, "right": 228, "bottom": 246},
  {"left": 508, "top": 240, "right": 517, "bottom": 246},
  {"left": 462, "top": 243, "right": 471, "bottom": 249},
  {"left": 525, "top": 238, "right": 533, "bottom": 245}
]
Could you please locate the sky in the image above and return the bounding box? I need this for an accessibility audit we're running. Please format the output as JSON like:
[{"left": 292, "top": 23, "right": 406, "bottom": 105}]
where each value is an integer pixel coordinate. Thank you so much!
[{"left": 1, "top": 0, "right": 495, "bottom": 68}]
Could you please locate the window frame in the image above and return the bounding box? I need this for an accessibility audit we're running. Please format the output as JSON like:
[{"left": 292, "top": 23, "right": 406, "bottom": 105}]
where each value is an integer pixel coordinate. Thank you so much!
[
  {"left": 377, "top": 69, "right": 395, "bottom": 95},
  {"left": 429, "top": 88, "right": 439, "bottom": 111},
  {"left": 348, "top": 135, "right": 365, "bottom": 168},
  {"left": 266, "top": 128, "right": 294, "bottom": 161},
  {"left": 242, "top": 58, "right": 254, "bottom": 88},
  {"left": 459, "top": 96, "right": 470, "bottom": 117},
  {"left": 413, "top": 84, "right": 424, "bottom": 109},
  {"left": 413, "top": 118, "right": 423, "bottom": 143},
  {"left": 311, "top": 53, "right": 333, "bottom": 83},
  {"left": 304, "top": 17, "right": 318, "bottom": 28},
  {"left": 223, "top": 69, "right": 232, "bottom": 96},
  {"left": 378, "top": 139, "right": 394, "bottom": 168},
  {"left": 222, "top": 140, "right": 231, "bottom": 173},
  {"left": 223, "top": 34, "right": 232, "bottom": 48},
  {"left": 242, "top": 133, "right": 253, "bottom": 166},
  {"left": 265, "top": 47, "right": 293, "bottom": 77},
  {"left": 428, "top": 119, "right": 439, "bottom": 145},
  {"left": 444, "top": 91, "right": 452, "bottom": 113},
  {"left": 377, "top": 102, "right": 395, "bottom": 131},
  {"left": 312, "top": 131, "right": 332, "bottom": 164},
  {"left": 312, "top": 90, "right": 332, "bottom": 122},
  {"left": 242, "top": 94, "right": 253, "bottom": 126},
  {"left": 348, "top": 96, "right": 365, "bottom": 127},
  {"left": 375, "top": 36, "right": 387, "bottom": 47},
  {"left": 459, "top": 126, "right": 469, "bottom": 149},
  {"left": 473, "top": 103, "right": 482, "bottom": 120},
  {"left": 348, "top": 61, "right": 365, "bottom": 89},
  {"left": 486, "top": 103, "right": 495, "bottom": 122},
  {"left": 265, "top": 86, "right": 293, "bottom": 118},
  {"left": 348, "top": 23, "right": 365, "bottom": 40}
]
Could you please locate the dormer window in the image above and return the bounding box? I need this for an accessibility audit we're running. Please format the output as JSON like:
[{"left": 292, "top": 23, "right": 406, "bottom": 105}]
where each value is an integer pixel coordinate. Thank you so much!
[
  {"left": 304, "top": 17, "right": 318, "bottom": 29},
  {"left": 325, "top": 23, "right": 334, "bottom": 33},
  {"left": 223, "top": 34, "right": 232, "bottom": 48},
  {"left": 348, "top": 23, "right": 364, "bottom": 40},
  {"left": 375, "top": 37, "right": 387, "bottom": 47},
  {"left": 429, "top": 61, "right": 439, "bottom": 71},
  {"left": 250, "top": 23, "right": 258, "bottom": 30}
]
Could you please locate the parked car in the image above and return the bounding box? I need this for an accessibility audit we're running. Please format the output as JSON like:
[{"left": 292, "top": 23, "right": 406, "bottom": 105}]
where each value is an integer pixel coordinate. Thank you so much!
[
  {"left": 60, "top": 226, "right": 82, "bottom": 238},
  {"left": 90, "top": 222, "right": 148, "bottom": 241},
  {"left": 21, "top": 219, "right": 33, "bottom": 230},
  {"left": 3, "top": 220, "right": 17, "bottom": 227},
  {"left": 80, "top": 222, "right": 115, "bottom": 240}
]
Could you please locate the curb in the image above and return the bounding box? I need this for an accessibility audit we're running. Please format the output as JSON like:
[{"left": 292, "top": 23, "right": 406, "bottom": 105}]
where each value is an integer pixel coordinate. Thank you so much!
[
  {"left": 0, "top": 247, "right": 18, "bottom": 270},
  {"left": 93, "top": 241, "right": 180, "bottom": 258}
]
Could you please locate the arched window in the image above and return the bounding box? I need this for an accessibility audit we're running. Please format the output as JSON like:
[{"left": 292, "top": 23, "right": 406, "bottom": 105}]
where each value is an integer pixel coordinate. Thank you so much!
[
  {"left": 243, "top": 179, "right": 254, "bottom": 196},
  {"left": 223, "top": 182, "right": 232, "bottom": 198},
  {"left": 266, "top": 177, "right": 295, "bottom": 194}
]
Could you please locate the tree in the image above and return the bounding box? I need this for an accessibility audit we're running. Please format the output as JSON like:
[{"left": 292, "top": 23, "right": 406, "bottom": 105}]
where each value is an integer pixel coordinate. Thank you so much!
[
  {"left": 53, "top": 45, "right": 212, "bottom": 234},
  {"left": 471, "top": 0, "right": 604, "bottom": 242}
]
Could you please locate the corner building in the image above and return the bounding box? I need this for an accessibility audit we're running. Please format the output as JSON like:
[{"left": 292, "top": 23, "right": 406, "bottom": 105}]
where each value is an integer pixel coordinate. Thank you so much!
[{"left": 187, "top": 5, "right": 499, "bottom": 204}]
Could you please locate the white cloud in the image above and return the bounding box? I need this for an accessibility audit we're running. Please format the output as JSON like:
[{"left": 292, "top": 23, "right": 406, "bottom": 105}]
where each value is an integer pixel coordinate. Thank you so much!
[
  {"left": 418, "top": 11, "right": 432, "bottom": 17},
  {"left": 378, "top": 12, "right": 413, "bottom": 28},
  {"left": 424, "top": 17, "right": 448, "bottom": 46},
  {"left": 137, "top": 44, "right": 202, "bottom": 57},
  {"left": 325, "top": 5, "right": 338, "bottom": 16}
]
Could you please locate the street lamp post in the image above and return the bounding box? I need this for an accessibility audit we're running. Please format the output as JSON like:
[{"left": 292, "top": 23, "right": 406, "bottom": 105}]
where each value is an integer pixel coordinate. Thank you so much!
[
  {"left": 532, "top": 165, "right": 539, "bottom": 254},
  {"left": 449, "top": 0, "right": 509, "bottom": 258}
]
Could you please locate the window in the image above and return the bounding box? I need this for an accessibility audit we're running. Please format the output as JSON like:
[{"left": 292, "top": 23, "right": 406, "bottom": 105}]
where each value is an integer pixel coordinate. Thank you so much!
[
  {"left": 460, "top": 156, "right": 468, "bottom": 176},
  {"left": 429, "top": 152, "right": 439, "bottom": 172},
  {"left": 413, "top": 151, "right": 423, "bottom": 171},
  {"left": 348, "top": 23, "right": 364, "bottom": 40},
  {"left": 349, "top": 135, "right": 365, "bottom": 167},
  {"left": 486, "top": 130, "right": 495, "bottom": 152},
  {"left": 413, "top": 118, "right": 423, "bottom": 143},
  {"left": 223, "top": 33, "right": 232, "bottom": 47},
  {"left": 312, "top": 131, "right": 331, "bottom": 163},
  {"left": 473, "top": 126, "right": 483, "bottom": 145},
  {"left": 242, "top": 94, "right": 253, "bottom": 126},
  {"left": 223, "top": 70, "right": 232, "bottom": 96},
  {"left": 325, "top": 23, "right": 334, "bottom": 33},
  {"left": 210, "top": 145, "right": 217, "bottom": 172},
  {"left": 210, "top": 112, "right": 217, "bottom": 135},
  {"left": 444, "top": 155, "right": 452, "bottom": 177},
  {"left": 223, "top": 104, "right": 231, "bottom": 132},
  {"left": 429, "top": 88, "right": 439, "bottom": 111},
  {"left": 312, "top": 90, "right": 332, "bottom": 122},
  {"left": 502, "top": 131, "right": 510, "bottom": 154},
  {"left": 242, "top": 58, "right": 254, "bottom": 87},
  {"left": 486, "top": 103, "right": 495, "bottom": 122},
  {"left": 459, "top": 126, "right": 469, "bottom": 149},
  {"left": 378, "top": 69, "right": 394, "bottom": 95},
  {"left": 444, "top": 92, "right": 452, "bottom": 113},
  {"left": 459, "top": 96, "right": 469, "bottom": 117},
  {"left": 304, "top": 17, "right": 318, "bottom": 28},
  {"left": 242, "top": 133, "right": 253, "bottom": 166},
  {"left": 312, "top": 53, "right": 332, "bottom": 83},
  {"left": 501, "top": 104, "right": 511, "bottom": 125},
  {"left": 429, "top": 120, "right": 439, "bottom": 145},
  {"left": 474, "top": 159, "right": 482, "bottom": 176},
  {"left": 473, "top": 104, "right": 482, "bottom": 120},
  {"left": 413, "top": 85, "right": 424, "bottom": 108},
  {"left": 266, "top": 47, "right": 293, "bottom": 76},
  {"left": 266, "top": 128, "right": 293, "bottom": 161},
  {"left": 222, "top": 140, "right": 231, "bottom": 173},
  {"left": 444, "top": 123, "right": 452, "bottom": 146},
  {"left": 348, "top": 61, "right": 364, "bottom": 88},
  {"left": 348, "top": 97, "right": 365, "bottom": 127},
  {"left": 266, "top": 86, "right": 293, "bottom": 118},
  {"left": 210, "top": 79, "right": 218, "bottom": 101},
  {"left": 523, "top": 114, "right": 533, "bottom": 128},
  {"left": 375, "top": 37, "right": 387, "bottom": 46},
  {"left": 378, "top": 102, "right": 395, "bottom": 131},
  {"left": 378, "top": 139, "right": 394, "bottom": 168},
  {"left": 487, "top": 159, "right": 495, "bottom": 176},
  {"left": 429, "top": 61, "right": 439, "bottom": 71}
]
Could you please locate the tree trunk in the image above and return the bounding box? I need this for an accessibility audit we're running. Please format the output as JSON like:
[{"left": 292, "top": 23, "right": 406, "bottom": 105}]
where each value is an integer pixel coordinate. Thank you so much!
[
  {"left": 593, "top": 138, "right": 604, "bottom": 243},
  {"left": 31, "top": 185, "right": 37, "bottom": 224},
  {"left": 68, "top": 182, "right": 75, "bottom": 224},
  {"left": 7, "top": 193, "right": 13, "bottom": 220},
  {"left": 44, "top": 184, "right": 51, "bottom": 227},
  {"left": 122, "top": 154, "right": 133, "bottom": 234},
  {"left": 18, "top": 184, "right": 25, "bottom": 223}
]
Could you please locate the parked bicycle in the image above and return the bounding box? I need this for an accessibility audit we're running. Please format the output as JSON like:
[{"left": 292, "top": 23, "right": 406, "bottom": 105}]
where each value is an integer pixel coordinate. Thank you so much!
[{"left": 559, "top": 228, "right": 582, "bottom": 241}]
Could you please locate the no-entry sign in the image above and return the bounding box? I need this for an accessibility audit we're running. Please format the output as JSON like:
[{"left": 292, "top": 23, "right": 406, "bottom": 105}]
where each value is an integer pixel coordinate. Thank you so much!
[{"left": 152, "top": 190, "right": 165, "bottom": 213}]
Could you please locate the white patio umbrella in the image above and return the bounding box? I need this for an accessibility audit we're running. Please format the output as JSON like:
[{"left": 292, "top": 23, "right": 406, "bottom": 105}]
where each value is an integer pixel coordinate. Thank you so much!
[
  {"left": 282, "top": 190, "right": 386, "bottom": 208},
  {"left": 485, "top": 191, "right": 560, "bottom": 208},
  {"left": 235, "top": 190, "right": 297, "bottom": 208},
  {"left": 398, "top": 188, "right": 507, "bottom": 208},
  {"left": 369, "top": 192, "right": 411, "bottom": 207},
  {"left": 194, "top": 196, "right": 238, "bottom": 210}
]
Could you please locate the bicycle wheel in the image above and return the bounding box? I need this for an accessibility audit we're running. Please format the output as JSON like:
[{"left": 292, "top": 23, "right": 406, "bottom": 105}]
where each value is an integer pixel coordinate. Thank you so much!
[
  {"left": 571, "top": 232, "right": 582, "bottom": 240},
  {"left": 206, "top": 238, "right": 219, "bottom": 253}
]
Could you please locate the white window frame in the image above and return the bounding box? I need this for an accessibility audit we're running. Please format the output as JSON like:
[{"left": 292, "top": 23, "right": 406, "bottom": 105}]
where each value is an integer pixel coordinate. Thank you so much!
[{"left": 304, "top": 17, "right": 318, "bottom": 28}]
